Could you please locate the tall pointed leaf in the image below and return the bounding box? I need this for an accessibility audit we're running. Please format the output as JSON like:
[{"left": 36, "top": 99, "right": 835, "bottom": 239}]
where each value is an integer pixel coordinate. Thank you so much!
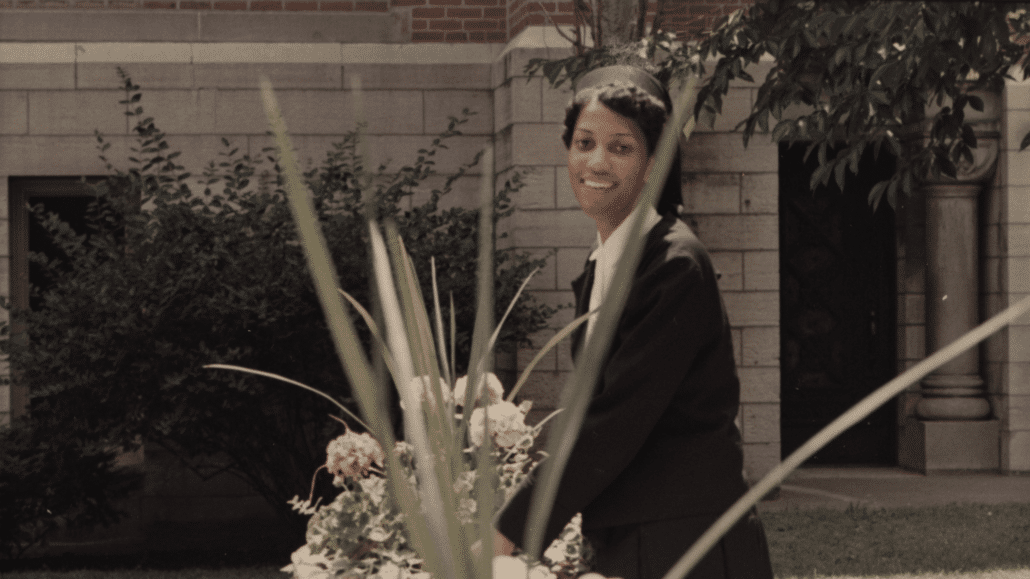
[
  {"left": 466, "top": 145, "right": 495, "bottom": 399},
  {"left": 260, "top": 75, "right": 445, "bottom": 577},
  {"left": 382, "top": 220, "right": 467, "bottom": 579},
  {"left": 431, "top": 257, "right": 453, "bottom": 388}
]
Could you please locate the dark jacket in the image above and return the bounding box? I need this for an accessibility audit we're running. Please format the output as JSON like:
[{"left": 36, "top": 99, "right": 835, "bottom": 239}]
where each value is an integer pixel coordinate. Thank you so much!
[{"left": 497, "top": 214, "right": 747, "bottom": 548}]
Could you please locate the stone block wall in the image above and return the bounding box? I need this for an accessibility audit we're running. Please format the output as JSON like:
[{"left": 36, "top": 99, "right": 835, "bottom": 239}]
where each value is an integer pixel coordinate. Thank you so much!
[
  {"left": 986, "top": 75, "right": 1030, "bottom": 472},
  {"left": 681, "top": 68, "right": 781, "bottom": 481}
]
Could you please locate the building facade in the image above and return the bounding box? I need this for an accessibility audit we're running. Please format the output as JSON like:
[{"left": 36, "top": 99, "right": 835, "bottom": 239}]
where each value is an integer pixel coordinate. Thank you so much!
[{"left": 0, "top": 0, "right": 1027, "bottom": 551}]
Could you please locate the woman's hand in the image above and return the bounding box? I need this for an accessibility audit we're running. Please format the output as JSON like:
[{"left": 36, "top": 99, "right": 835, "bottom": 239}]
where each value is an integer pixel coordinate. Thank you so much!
[
  {"left": 470, "top": 530, "right": 517, "bottom": 558},
  {"left": 493, "top": 529, "right": 517, "bottom": 556}
]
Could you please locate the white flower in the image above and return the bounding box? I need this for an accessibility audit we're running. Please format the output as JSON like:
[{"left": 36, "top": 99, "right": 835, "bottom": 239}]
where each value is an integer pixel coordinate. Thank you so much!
[
  {"left": 287, "top": 495, "right": 321, "bottom": 516},
  {"left": 377, "top": 561, "right": 401, "bottom": 579},
  {"left": 452, "top": 470, "right": 477, "bottom": 494},
  {"left": 492, "top": 555, "right": 527, "bottom": 579},
  {"left": 469, "top": 401, "right": 530, "bottom": 449},
  {"left": 367, "top": 525, "right": 392, "bottom": 543},
  {"left": 326, "top": 430, "right": 385, "bottom": 484},
  {"left": 452, "top": 372, "right": 504, "bottom": 408},
  {"left": 283, "top": 545, "right": 331, "bottom": 579},
  {"left": 401, "top": 375, "right": 452, "bottom": 411},
  {"left": 529, "top": 565, "right": 557, "bottom": 579},
  {"left": 492, "top": 556, "right": 556, "bottom": 579},
  {"left": 543, "top": 540, "right": 565, "bottom": 565},
  {"left": 359, "top": 475, "right": 388, "bottom": 506}
]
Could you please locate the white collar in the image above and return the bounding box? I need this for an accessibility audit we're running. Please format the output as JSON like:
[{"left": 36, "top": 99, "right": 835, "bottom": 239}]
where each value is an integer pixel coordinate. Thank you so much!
[
  {"left": 588, "top": 204, "right": 662, "bottom": 265},
  {"left": 586, "top": 205, "right": 662, "bottom": 340}
]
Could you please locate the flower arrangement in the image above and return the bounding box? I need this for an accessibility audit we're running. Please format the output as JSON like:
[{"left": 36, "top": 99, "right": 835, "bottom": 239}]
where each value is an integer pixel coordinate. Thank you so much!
[{"left": 281, "top": 374, "right": 591, "bottom": 579}]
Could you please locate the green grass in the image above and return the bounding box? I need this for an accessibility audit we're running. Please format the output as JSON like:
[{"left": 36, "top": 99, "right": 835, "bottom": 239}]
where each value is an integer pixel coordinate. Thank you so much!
[{"left": 764, "top": 503, "right": 1030, "bottom": 578}]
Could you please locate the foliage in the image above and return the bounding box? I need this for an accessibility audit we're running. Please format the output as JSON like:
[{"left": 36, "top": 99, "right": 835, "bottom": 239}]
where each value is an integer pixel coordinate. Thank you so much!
[
  {"left": 1, "top": 70, "right": 554, "bottom": 537},
  {"left": 695, "top": 1, "right": 1030, "bottom": 209},
  {"left": 527, "top": 1, "right": 1030, "bottom": 209},
  {"left": 282, "top": 382, "right": 590, "bottom": 579},
  {"left": 0, "top": 417, "right": 141, "bottom": 560}
]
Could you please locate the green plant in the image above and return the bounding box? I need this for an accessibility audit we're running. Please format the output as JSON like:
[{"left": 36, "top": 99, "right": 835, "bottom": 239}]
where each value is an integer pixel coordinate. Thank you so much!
[
  {"left": 1, "top": 70, "right": 554, "bottom": 542},
  {"left": 0, "top": 417, "right": 141, "bottom": 560},
  {"left": 693, "top": 1, "right": 1030, "bottom": 209}
]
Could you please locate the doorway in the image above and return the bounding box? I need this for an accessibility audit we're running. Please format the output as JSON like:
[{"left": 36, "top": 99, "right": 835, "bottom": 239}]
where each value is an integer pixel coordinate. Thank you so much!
[
  {"left": 778, "top": 144, "right": 898, "bottom": 464},
  {"left": 8, "top": 177, "right": 106, "bottom": 417}
]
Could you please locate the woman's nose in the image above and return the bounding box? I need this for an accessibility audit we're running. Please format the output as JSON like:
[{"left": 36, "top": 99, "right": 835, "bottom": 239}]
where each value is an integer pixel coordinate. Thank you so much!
[{"left": 586, "top": 148, "right": 609, "bottom": 172}]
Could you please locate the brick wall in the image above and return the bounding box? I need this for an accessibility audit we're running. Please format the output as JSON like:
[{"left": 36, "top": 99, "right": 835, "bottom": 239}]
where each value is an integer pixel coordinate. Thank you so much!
[{"left": 0, "top": 0, "right": 754, "bottom": 43}]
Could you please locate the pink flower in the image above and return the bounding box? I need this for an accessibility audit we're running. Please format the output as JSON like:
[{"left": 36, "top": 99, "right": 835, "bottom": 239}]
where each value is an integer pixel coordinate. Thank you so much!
[
  {"left": 326, "top": 430, "right": 385, "bottom": 484},
  {"left": 453, "top": 373, "right": 505, "bottom": 408}
]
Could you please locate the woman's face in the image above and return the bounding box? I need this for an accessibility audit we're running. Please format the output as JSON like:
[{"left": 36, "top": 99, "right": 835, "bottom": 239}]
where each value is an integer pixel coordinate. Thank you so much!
[{"left": 568, "top": 98, "right": 654, "bottom": 241}]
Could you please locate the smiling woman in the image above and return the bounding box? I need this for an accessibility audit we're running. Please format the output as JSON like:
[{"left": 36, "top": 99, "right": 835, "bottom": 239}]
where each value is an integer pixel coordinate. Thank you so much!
[{"left": 494, "top": 65, "right": 774, "bottom": 579}]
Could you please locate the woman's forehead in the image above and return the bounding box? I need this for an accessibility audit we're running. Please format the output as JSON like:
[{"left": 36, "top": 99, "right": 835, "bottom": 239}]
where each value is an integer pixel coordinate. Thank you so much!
[{"left": 574, "top": 98, "right": 644, "bottom": 139}]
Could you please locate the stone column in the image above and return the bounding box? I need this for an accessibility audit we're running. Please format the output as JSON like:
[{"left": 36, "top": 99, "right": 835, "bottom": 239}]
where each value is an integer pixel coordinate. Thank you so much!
[
  {"left": 900, "top": 90, "right": 1001, "bottom": 471},
  {"left": 917, "top": 177, "right": 993, "bottom": 420}
]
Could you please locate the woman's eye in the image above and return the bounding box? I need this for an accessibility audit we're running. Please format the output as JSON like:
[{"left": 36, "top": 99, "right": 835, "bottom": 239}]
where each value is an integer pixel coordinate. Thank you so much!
[
  {"left": 576, "top": 139, "right": 593, "bottom": 150},
  {"left": 612, "top": 144, "right": 631, "bottom": 154}
]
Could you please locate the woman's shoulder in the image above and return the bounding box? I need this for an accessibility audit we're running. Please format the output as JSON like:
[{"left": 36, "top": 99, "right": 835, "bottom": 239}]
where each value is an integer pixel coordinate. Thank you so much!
[{"left": 646, "top": 213, "right": 715, "bottom": 272}]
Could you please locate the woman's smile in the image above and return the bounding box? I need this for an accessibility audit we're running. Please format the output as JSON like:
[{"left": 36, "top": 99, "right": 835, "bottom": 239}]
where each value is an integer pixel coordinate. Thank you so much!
[{"left": 581, "top": 177, "right": 616, "bottom": 190}]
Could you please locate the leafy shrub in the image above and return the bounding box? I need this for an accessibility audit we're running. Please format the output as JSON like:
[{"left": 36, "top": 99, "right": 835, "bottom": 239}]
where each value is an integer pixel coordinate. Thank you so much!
[
  {"left": 0, "top": 417, "right": 141, "bottom": 560},
  {"left": 1, "top": 70, "right": 554, "bottom": 540}
]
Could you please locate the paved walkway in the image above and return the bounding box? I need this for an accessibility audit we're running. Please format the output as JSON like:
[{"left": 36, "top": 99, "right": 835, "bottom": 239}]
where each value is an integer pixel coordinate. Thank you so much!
[{"left": 757, "top": 466, "right": 1030, "bottom": 512}]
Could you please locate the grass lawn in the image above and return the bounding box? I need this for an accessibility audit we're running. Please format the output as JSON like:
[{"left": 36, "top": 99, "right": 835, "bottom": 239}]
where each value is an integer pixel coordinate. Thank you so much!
[
  {"left": 4, "top": 503, "right": 1029, "bottom": 578},
  {"left": 763, "top": 503, "right": 1030, "bottom": 578}
]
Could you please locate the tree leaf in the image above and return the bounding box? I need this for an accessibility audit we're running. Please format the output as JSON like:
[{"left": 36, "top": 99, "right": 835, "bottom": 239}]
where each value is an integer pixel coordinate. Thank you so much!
[
  {"left": 834, "top": 158, "right": 847, "bottom": 191},
  {"left": 771, "top": 119, "right": 794, "bottom": 143},
  {"left": 868, "top": 180, "right": 888, "bottom": 209},
  {"left": 961, "top": 124, "right": 977, "bottom": 149}
]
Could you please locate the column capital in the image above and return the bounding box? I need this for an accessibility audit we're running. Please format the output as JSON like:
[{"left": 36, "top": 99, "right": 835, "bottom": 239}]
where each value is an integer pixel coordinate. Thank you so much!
[{"left": 903, "top": 89, "right": 1002, "bottom": 185}]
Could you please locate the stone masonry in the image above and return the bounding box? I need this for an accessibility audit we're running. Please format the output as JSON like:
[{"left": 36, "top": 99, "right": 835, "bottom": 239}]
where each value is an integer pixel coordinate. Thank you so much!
[{"left": 1, "top": 6, "right": 1029, "bottom": 552}]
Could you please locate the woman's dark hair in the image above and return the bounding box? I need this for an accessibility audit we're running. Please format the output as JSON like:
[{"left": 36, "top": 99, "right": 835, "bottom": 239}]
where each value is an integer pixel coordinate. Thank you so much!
[{"left": 562, "top": 80, "right": 683, "bottom": 217}]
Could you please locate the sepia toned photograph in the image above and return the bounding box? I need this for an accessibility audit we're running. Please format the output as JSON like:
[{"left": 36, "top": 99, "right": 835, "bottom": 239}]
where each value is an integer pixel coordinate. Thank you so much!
[{"left": 0, "top": 2, "right": 1029, "bottom": 578}]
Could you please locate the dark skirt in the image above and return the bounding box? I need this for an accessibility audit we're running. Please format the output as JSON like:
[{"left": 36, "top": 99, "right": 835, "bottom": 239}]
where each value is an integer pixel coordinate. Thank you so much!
[{"left": 582, "top": 509, "right": 773, "bottom": 579}]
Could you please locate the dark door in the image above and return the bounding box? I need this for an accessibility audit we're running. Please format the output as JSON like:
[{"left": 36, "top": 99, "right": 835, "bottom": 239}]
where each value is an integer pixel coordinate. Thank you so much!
[
  {"left": 779, "top": 144, "right": 898, "bottom": 464},
  {"left": 8, "top": 177, "right": 105, "bottom": 418}
]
